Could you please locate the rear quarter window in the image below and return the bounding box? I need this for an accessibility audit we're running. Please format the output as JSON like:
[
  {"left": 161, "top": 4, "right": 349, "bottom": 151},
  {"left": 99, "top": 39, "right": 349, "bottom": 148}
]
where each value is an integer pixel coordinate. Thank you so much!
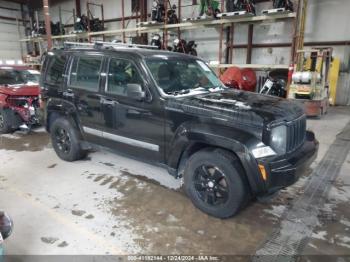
[{"left": 45, "top": 54, "right": 67, "bottom": 86}]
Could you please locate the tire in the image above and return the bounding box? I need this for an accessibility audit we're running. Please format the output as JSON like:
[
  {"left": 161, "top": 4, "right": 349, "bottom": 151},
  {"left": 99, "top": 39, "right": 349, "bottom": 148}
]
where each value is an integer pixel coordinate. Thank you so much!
[
  {"left": 50, "top": 117, "right": 87, "bottom": 162},
  {"left": 0, "top": 109, "right": 13, "bottom": 134},
  {"left": 184, "top": 148, "right": 248, "bottom": 218}
]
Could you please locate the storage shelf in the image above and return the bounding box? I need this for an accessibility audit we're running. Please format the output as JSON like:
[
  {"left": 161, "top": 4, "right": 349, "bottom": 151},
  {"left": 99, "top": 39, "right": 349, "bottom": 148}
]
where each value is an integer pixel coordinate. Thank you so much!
[
  {"left": 20, "top": 32, "right": 89, "bottom": 42},
  {"left": 20, "top": 12, "right": 296, "bottom": 42},
  {"left": 211, "top": 63, "right": 290, "bottom": 70},
  {"left": 24, "top": 63, "right": 42, "bottom": 66}
]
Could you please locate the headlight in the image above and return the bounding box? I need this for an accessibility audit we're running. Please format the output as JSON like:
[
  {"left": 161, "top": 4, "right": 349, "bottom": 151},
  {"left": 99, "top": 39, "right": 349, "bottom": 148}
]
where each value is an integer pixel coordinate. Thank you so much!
[{"left": 270, "top": 125, "right": 287, "bottom": 154}]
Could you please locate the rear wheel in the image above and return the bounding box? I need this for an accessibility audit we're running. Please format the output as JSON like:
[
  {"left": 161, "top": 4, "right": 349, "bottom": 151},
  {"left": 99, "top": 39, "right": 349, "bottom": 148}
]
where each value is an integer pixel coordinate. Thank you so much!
[
  {"left": 0, "top": 109, "right": 13, "bottom": 134},
  {"left": 184, "top": 148, "right": 248, "bottom": 218},
  {"left": 50, "top": 117, "right": 87, "bottom": 162}
]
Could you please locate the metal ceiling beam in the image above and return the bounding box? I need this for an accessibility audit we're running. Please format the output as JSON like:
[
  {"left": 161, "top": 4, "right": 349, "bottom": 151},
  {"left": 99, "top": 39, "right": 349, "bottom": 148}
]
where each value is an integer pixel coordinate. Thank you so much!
[
  {"left": 1, "top": 0, "right": 27, "bottom": 4},
  {"left": 0, "top": 15, "right": 27, "bottom": 22}
]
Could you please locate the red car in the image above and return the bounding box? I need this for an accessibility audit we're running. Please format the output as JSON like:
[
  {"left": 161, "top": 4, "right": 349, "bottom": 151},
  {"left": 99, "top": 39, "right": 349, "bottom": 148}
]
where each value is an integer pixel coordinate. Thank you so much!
[{"left": 0, "top": 66, "right": 41, "bottom": 134}]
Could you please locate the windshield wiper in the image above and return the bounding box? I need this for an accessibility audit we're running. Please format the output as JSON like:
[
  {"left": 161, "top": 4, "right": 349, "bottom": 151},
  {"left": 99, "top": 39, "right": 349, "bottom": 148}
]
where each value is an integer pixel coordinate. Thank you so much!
[
  {"left": 167, "top": 89, "right": 191, "bottom": 96},
  {"left": 209, "top": 86, "right": 225, "bottom": 92},
  {"left": 192, "top": 86, "right": 208, "bottom": 91}
]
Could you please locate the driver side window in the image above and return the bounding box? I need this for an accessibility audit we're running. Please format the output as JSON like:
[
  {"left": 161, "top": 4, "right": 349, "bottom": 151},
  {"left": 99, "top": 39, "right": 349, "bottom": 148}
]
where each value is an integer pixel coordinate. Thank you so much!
[{"left": 107, "top": 58, "right": 143, "bottom": 96}]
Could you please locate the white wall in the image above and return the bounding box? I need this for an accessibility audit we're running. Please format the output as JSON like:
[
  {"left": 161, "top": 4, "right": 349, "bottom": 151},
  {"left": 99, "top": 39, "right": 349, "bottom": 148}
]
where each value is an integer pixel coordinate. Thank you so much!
[{"left": 0, "top": 0, "right": 26, "bottom": 61}]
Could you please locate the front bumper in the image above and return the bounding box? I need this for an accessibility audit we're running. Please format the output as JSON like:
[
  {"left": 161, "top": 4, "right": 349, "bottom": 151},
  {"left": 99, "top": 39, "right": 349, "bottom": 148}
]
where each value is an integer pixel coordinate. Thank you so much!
[{"left": 258, "top": 131, "right": 319, "bottom": 194}]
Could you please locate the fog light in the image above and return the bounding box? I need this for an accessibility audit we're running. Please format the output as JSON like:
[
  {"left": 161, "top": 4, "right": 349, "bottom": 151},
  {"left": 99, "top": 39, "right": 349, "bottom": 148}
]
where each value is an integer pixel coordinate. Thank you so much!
[{"left": 259, "top": 164, "right": 267, "bottom": 181}]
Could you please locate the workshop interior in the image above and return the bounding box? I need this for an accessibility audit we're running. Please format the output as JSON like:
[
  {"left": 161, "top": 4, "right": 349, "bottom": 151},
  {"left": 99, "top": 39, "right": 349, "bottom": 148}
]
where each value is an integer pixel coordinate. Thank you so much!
[{"left": 0, "top": 0, "right": 350, "bottom": 261}]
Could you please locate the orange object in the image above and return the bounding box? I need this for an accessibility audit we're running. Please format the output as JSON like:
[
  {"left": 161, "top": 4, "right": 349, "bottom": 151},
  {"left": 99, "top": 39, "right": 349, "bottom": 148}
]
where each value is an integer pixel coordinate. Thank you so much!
[
  {"left": 220, "top": 67, "right": 257, "bottom": 92},
  {"left": 259, "top": 164, "right": 268, "bottom": 181}
]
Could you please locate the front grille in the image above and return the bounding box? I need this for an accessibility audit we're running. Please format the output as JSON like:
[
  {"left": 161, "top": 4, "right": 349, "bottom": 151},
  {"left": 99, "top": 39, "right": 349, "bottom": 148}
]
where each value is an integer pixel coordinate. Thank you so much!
[{"left": 286, "top": 115, "right": 306, "bottom": 153}]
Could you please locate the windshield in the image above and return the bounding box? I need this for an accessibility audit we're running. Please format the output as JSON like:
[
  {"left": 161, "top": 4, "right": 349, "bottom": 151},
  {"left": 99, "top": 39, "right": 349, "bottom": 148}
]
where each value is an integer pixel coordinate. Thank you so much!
[
  {"left": 0, "top": 69, "right": 40, "bottom": 85},
  {"left": 145, "top": 57, "right": 224, "bottom": 96},
  {"left": 21, "top": 70, "right": 40, "bottom": 84}
]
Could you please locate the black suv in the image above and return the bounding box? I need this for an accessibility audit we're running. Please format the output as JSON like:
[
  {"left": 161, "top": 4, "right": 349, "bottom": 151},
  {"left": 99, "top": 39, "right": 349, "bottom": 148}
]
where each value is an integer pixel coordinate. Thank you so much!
[{"left": 41, "top": 42, "right": 318, "bottom": 218}]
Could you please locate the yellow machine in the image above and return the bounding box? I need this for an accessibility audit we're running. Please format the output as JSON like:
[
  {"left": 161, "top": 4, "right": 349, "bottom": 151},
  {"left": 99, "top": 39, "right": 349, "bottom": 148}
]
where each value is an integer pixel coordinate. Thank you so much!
[{"left": 288, "top": 48, "right": 338, "bottom": 117}]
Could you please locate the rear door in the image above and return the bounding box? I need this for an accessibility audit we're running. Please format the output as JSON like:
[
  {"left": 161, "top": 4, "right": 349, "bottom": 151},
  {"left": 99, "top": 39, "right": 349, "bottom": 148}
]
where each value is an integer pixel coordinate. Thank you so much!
[{"left": 65, "top": 54, "right": 105, "bottom": 136}]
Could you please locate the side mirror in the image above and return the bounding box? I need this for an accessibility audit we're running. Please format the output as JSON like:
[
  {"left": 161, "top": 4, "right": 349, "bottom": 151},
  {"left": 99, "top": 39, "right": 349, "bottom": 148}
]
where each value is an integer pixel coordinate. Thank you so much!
[
  {"left": 127, "top": 84, "right": 145, "bottom": 101},
  {"left": 0, "top": 212, "right": 13, "bottom": 240}
]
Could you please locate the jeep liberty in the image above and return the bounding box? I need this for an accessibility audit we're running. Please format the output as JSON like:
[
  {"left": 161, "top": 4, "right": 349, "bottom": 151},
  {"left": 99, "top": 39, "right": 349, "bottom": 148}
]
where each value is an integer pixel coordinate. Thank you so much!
[{"left": 40, "top": 42, "right": 318, "bottom": 218}]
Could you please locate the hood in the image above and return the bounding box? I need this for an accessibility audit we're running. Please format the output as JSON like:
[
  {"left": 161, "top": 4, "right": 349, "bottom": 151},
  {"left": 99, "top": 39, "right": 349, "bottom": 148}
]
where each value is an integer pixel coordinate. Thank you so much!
[
  {"left": 166, "top": 89, "right": 304, "bottom": 127},
  {"left": 0, "top": 84, "right": 40, "bottom": 96}
]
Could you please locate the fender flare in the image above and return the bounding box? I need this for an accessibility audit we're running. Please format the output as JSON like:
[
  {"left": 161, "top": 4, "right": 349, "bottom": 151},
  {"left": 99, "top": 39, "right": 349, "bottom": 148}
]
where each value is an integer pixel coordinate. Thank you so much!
[
  {"left": 45, "top": 98, "right": 83, "bottom": 134},
  {"left": 166, "top": 122, "right": 266, "bottom": 194}
]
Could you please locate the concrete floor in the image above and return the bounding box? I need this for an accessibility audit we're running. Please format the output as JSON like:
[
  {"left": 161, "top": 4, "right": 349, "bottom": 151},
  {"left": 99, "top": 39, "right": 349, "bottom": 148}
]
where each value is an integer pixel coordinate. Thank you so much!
[{"left": 0, "top": 107, "right": 350, "bottom": 258}]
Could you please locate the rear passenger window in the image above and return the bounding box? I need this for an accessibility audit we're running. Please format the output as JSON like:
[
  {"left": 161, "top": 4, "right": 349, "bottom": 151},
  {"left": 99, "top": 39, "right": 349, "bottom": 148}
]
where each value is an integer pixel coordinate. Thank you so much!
[
  {"left": 69, "top": 56, "right": 102, "bottom": 91},
  {"left": 107, "top": 58, "right": 143, "bottom": 96},
  {"left": 45, "top": 54, "right": 67, "bottom": 85}
]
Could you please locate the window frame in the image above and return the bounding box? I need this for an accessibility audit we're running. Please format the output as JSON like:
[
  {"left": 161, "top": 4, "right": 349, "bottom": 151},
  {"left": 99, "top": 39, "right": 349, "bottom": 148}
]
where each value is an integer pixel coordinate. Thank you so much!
[
  {"left": 104, "top": 57, "right": 145, "bottom": 98},
  {"left": 67, "top": 54, "right": 104, "bottom": 92}
]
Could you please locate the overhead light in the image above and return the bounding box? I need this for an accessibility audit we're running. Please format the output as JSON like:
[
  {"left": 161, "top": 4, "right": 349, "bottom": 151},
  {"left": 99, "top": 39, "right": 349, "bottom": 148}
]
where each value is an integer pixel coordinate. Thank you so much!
[{"left": 209, "top": 60, "right": 219, "bottom": 66}]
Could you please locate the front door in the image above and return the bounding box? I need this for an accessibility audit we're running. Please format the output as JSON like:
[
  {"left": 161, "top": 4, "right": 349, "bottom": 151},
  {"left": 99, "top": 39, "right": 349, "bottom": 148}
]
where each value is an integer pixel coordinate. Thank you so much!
[{"left": 100, "top": 57, "right": 165, "bottom": 163}]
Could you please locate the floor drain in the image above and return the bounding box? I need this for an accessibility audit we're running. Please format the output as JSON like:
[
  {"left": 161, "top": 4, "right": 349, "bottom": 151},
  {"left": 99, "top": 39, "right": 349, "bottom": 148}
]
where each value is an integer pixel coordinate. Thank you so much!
[{"left": 253, "top": 122, "right": 350, "bottom": 262}]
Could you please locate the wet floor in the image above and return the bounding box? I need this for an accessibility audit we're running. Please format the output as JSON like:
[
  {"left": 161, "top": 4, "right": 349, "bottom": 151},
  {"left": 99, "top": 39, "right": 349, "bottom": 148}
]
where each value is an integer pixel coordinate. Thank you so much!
[
  {"left": 0, "top": 107, "right": 350, "bottom": 257},
  {"left": 0, "top": 131, "right": 50, "bottom": 152}
]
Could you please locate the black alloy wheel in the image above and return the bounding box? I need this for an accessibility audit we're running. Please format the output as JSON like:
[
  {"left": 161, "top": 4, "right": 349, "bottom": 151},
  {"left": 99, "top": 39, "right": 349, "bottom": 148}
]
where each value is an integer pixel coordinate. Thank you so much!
[
  {"left": 54, "top": 127, "right": 72, "bottom": 154},
  {"left": 50, "top": 117, "right": 87, "bottom": 162},
  {"left": 184, "top": 148, "right": 249, "bottom": 218},
  {"left": 193, "top": 165, "right": 229, "bottom": 206}
]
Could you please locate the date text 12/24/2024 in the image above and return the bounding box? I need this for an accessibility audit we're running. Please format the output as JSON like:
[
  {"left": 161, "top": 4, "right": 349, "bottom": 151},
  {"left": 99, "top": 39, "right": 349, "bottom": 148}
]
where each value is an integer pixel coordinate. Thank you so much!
[{"left": 127, "top": 255, "right": 221, "bottom": 261}]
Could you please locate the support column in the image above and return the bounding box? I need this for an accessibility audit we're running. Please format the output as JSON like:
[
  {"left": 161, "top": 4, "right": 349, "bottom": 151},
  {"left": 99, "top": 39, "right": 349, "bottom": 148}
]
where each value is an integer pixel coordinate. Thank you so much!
[
  {"left": 75, "top": 0, "right": 81, "bottom": 17},
  {"left": 218, "top": 0, "right": 225, "bottom": 72},
  {"left": 43, "top": 0, "right": 52, "bottom": 50},
  {"left": 122, "top": 0, "right": 126, "bottom": 42},
  {"left": 177, "top": 0, "right": 181, "bottom": 39},
  {"left": 246, "top": 24, "right": 254, "bottom": 64}
]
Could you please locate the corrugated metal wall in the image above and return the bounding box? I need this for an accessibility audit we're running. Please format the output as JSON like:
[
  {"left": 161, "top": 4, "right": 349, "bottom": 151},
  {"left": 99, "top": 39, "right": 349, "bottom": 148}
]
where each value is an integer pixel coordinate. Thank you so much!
[{"left": 0, "top": 0, "right": 25, "bottom": 61}]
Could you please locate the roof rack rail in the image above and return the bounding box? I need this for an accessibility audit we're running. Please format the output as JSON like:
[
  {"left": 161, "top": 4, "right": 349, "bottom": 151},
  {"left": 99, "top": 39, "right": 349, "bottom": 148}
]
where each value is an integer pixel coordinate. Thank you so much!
[{"left": 64, "top": 41, "right": 158, "bottom": 50}]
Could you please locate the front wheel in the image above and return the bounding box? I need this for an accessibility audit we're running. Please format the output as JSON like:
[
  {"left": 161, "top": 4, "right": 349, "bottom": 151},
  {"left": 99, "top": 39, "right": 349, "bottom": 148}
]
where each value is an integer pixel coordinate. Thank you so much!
[
  {"left": 184, "top": 148, "right": 249, "bottom": 218},
  {"left": 0, "top": 109, "right": 13, "bottom": 134},
  {"left": 50, "top": 117, "right": 87, "bottom": 162}
]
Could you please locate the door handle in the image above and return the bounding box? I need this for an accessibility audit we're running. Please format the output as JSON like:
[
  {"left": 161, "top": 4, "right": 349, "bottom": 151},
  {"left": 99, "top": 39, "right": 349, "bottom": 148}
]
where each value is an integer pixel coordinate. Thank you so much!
[{"left": 101, "top": 98, "right": 115, "bottom": 105}]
